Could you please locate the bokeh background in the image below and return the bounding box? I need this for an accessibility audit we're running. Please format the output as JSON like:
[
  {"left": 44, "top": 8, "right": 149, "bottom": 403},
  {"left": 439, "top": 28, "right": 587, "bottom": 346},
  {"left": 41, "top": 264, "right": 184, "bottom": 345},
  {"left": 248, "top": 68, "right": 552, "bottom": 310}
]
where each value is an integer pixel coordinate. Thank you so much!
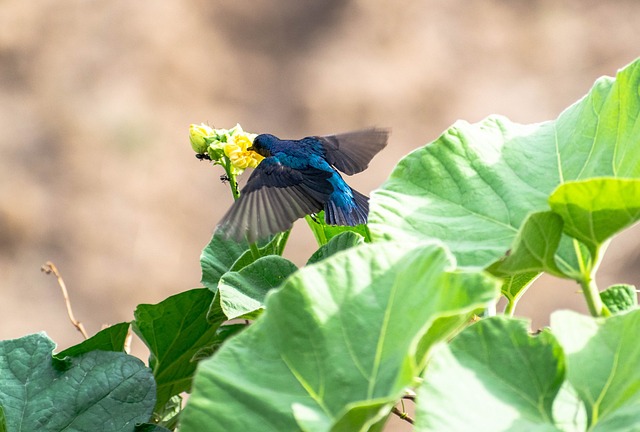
[{"left": 1, "top": 0, "right": 639, "bottom": 411}]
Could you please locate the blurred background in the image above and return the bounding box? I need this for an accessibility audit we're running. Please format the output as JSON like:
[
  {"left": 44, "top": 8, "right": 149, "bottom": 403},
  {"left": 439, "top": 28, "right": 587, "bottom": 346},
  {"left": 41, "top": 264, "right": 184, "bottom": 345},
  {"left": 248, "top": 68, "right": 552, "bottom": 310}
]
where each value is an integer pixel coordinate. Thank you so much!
[{"left": 1, "top": 0, "right": 639, "bottom": 369}]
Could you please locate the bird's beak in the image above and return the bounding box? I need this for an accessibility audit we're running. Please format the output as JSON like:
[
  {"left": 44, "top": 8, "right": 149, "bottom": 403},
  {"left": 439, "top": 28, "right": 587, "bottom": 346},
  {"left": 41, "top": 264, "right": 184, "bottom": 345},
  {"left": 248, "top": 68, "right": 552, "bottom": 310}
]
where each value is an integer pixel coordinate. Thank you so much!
[{"left": 247, "top": 146, "right": 254, "bottom": 151}]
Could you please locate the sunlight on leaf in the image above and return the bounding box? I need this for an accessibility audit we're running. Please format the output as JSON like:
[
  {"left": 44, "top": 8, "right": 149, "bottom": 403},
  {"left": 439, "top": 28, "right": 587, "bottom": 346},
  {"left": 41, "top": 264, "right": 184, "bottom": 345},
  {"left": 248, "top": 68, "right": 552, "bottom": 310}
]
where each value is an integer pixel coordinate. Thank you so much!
[
  {"left": 370, "top": 59, "right": 640, "bottom": 272},
  {"left": 180, "top": 242, "right": 500, "bottom": 432},
  {"left": 415, "top": 317, "right": 565, "bottom": 431},
  {"left": 551, "top": 310, "right": 640, "bottom": 430},
  {"left": 549, "top": 178, "right": 640, "bottom": 257}
]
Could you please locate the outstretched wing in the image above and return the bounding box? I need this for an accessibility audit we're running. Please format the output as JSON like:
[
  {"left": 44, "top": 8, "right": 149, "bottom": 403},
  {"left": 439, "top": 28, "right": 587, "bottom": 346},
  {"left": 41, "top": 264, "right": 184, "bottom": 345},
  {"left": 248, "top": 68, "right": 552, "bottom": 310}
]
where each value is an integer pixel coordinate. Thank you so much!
[
  {"left": 318, "top": 128, "right": 389, "bottom": 175},
  {"left": 218, "top": 158, "right": 333, "bottom": 242}
]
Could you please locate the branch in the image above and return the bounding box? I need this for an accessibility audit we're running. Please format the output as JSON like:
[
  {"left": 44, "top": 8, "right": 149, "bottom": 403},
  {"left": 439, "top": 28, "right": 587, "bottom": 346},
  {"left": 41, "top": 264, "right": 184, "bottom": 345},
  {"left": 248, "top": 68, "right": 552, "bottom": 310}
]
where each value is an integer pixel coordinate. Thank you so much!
[
  {"left": 41, "top": 261, "right": 89, "bottom": 339},
  {"left": 391, "top": 406, "right": 414, "bottom": 425}
]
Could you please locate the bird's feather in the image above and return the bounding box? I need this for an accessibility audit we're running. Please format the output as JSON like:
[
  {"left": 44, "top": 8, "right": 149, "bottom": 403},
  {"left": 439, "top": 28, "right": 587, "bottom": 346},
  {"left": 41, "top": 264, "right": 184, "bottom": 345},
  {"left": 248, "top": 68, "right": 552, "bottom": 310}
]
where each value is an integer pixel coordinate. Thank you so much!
[
  {"left": 218, "top": 158, "right": 333, "bottom": 241},
  {"left": 324, "top": 187, "right": 369, "bottom": 226},
  {"left": 318, "top": 128, "right": 389, "bottom": 175}
]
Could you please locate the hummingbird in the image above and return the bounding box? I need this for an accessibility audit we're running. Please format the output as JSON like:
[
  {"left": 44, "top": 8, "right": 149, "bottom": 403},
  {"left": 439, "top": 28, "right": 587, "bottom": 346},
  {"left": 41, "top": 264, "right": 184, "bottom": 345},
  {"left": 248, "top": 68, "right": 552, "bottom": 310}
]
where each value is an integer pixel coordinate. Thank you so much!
[{"left": 218, "top": 128, "right": 389, "bottom": 242}]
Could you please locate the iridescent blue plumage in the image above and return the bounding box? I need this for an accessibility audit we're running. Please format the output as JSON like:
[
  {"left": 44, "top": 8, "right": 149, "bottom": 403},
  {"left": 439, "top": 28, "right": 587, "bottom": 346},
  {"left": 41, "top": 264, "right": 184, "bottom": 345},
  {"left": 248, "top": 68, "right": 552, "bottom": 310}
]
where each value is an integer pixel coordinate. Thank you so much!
[{"left": 219, "top": 128, "right": 389, "bottom": 241}]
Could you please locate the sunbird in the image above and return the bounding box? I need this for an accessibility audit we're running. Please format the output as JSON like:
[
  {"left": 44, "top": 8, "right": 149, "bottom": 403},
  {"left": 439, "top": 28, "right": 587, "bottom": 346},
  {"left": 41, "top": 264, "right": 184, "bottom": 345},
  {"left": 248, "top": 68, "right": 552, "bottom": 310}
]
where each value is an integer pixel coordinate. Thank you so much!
[{"left": 219, "top": 128, "right": 389, "bottom": 242}]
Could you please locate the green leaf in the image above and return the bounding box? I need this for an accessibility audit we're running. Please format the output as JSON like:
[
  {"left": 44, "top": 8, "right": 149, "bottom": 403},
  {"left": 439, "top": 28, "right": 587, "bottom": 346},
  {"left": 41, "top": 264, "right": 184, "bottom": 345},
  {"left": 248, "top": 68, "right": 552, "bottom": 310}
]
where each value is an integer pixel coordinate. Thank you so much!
[
  {"left": 0, "top": 406, "right": 6, "bottom": 432},
  {"left": 305, "top": 212, "right": 369, "bottom": 245},
  {"left": 415, "top": 317, "right": 565, "bottom": 431},
  {"left": 552, "top": 381, "right": 587, "bottom": 432},
  {"left": 180, "top": 242, "right": 500, "bottom": 432},
  {"left": 148, "top": 394, "right": 182, "bottom": 431},
  {"left": 230, "top": 231, "right": 290, "bottom": 272},
  {"left": 551, "top": 309, "right": 640, "bottom": 430},
  {"left": 190, "top": 324, "right": 246, "bottom": 362},
  {"left": 495, "top": 211, "right": 565, "bottom": 277},
  {"left": 0, "top": 333, "right": 155, "bottom": 432},
  {"left": 55, "top": 321, "right": 130, "bottom": 360},
  {"left": 306, "top": 231, "right": 365, "bottom": 265},
  {"left": 218, "top": 256, "right": 298, "bottom": 319},
  {"left": 549, "top": 178, "right": 640, "bottom": 257},
  {"left": 499, "top": 272, "right": 541, "bottom": 315},
  {"left": 200, "top": 231, "right": 250, "bottom": 291},
  {"left": 133, "top": 288, "right": 220, "bottom": 411},
  {"left": 599, "top": 284, "right": 638, "bottom": 314},
  {"left": 370, "top": 58, "right": 640, "bottom": 269}
]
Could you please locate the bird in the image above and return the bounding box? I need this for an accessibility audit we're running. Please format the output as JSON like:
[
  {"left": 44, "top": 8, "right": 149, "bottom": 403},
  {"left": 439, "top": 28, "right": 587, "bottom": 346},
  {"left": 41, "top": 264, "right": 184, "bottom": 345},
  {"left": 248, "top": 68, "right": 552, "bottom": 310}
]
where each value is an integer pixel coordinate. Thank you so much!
[{"left": 218, "top": 128, "right": 389, "bottom": 242}]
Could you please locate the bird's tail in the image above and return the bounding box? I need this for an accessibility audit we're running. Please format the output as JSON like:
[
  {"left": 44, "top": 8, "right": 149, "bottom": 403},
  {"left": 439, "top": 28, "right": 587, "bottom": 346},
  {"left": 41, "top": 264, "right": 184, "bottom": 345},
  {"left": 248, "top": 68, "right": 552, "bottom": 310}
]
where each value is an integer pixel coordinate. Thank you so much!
[{"left": 324, "top": 188, "right": 369, "bottom": 226}]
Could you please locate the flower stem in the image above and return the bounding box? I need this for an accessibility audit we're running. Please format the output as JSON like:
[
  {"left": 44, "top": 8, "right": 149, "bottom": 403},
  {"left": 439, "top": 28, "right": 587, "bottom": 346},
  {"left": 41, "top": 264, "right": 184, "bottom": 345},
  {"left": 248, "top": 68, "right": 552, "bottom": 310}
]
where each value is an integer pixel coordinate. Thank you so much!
[{"left": 223, "top": 159, "right": 240, "bottom": 201}]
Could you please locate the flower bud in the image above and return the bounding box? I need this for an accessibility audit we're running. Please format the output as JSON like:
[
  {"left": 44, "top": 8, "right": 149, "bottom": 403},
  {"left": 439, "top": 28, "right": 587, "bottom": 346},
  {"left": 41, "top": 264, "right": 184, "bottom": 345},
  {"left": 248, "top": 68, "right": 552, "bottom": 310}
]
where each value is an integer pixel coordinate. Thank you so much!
[{"left": 189, "top": 123, "right": 215, "bottom": 154}]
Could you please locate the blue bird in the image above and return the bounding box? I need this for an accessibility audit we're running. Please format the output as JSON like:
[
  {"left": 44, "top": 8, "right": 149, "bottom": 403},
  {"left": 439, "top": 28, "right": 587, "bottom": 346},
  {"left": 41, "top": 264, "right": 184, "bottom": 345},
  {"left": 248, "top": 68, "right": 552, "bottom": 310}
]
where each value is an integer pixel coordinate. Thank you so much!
[{"left": 218, "top": 128, "right": 389, "bottom": 242}]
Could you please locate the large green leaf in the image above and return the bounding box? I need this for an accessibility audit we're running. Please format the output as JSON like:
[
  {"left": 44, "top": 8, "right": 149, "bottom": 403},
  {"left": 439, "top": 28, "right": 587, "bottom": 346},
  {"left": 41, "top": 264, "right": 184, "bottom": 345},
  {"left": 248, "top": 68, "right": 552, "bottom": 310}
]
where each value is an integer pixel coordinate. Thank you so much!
[
  {"left": 370, "top": 58, "right": 640, "bottom": 269},
  {"left": 132, "top": 288, "right": 220, "bottom": 411},
  {"left": 180, "top": 242, "right": 500, "bottom": 432},
  {"left": 551, "top": 310, "right": 640, "bottom": 430},
  {"left": 218, "top": 255, "right": 298, "bottom": 319},
  {"left": 415, "top": 317, "right": 564, "bottom": 431},
  {"left": 549, "top": 178, "right": 640, "bottom": 257},
  {"left": 0, "top": 333, "right": 155, "bottom": 432}
]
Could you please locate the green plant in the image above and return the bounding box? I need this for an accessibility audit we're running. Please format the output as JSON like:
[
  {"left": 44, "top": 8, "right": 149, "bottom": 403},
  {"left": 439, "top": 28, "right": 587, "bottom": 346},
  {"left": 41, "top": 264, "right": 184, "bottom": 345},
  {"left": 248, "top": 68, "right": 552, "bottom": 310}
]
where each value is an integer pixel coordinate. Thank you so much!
[{"left": 1, "top": 58, "right": 639, "bottom": 432}]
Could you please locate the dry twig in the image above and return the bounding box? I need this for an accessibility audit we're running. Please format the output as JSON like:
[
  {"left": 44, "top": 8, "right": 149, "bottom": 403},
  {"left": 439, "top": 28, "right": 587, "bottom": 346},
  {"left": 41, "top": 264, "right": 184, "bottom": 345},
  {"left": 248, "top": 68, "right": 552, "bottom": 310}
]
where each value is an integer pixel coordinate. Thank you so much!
[{"left": 41, "top": 261, "right": 89, "bottom": 340}]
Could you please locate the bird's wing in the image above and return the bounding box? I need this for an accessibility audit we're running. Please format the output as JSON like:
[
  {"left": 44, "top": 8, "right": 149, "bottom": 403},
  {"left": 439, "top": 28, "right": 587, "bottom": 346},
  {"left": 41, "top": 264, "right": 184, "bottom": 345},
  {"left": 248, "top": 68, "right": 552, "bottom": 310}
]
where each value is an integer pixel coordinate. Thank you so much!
[
  {"left": 218, "top": 158, "right": 333, "bottom": 242},
  {"left": 318, "top": 128, "right": 389, "bottom": 175}
]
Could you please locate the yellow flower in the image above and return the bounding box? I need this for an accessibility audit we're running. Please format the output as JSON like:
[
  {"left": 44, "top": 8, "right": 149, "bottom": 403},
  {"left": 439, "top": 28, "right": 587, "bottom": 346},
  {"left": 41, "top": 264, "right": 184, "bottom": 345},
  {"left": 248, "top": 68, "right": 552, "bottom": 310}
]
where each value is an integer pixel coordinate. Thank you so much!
[
  {"left": 224, "top": 132, "right": 264, "bottom": 171},
  {"left": 189, "top": 123, "right": 215, "bottom": 153}
]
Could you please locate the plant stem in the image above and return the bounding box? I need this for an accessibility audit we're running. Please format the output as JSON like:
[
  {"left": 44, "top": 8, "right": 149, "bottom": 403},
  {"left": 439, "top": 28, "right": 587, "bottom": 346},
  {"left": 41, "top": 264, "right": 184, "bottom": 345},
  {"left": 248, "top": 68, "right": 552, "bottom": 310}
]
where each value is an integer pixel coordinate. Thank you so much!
[
  {"left": 223, "top": 160, "right": 240, "bottom": 201},
  {"left": 504, "top": 297, "right": 517, "bottom": 317},
  {"left": 248, "top": 240, "right": 261, "bottom": 261},
  {"left": 576, "top": 243, "right": 610, "bottom": 317},
  {"left": 579, "top": 275, "right": 603, "bottom": 317},
  {"left": 391, "top": 406, "right": 414, "bottom": 424},
  {"left": 223, "top": 161, "right": 260, "bottom": 258}
]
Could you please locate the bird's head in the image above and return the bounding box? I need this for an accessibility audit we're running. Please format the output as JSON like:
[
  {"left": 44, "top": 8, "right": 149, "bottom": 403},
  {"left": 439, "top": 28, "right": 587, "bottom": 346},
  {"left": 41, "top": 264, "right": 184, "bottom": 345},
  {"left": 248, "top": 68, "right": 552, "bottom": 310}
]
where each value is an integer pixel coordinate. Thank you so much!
[{"left": 248, "top": 134, "right": 278, "bottom": 158}]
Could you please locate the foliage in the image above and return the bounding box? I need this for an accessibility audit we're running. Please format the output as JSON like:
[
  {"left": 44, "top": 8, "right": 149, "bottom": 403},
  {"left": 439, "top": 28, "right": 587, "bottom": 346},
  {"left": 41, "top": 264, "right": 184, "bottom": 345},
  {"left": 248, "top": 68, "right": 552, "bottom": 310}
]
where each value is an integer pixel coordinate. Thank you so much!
[{"left": 1, "top": 58, "right": 640, "bottom": 431}]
